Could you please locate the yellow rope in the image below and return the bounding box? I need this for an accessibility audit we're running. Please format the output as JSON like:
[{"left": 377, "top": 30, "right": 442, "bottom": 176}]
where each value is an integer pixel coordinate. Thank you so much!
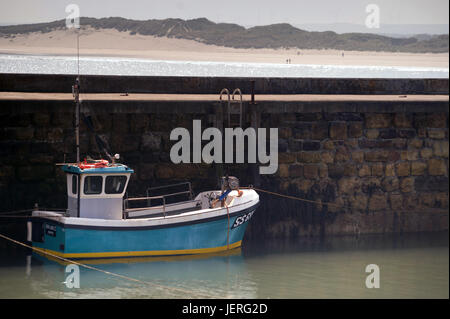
[{"left": 0, "top": 233, "right": 218, "bottom": 298}]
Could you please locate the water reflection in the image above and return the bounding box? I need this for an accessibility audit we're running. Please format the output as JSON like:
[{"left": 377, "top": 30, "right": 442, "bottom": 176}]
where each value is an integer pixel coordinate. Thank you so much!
[
  {"left": 242, "top": 232, "right": 449, "bottom": 299},
  {"left": 19, "top": 248, "right": 256, "bottom": 299},
  {"left": 0, "top": 232, "right": 448, "bottom": 299}
]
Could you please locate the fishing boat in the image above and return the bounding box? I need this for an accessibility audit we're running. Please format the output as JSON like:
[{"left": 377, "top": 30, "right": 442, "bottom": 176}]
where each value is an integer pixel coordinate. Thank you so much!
[{"left": 27, "top": 78, "right": 260, "bottom": 259}]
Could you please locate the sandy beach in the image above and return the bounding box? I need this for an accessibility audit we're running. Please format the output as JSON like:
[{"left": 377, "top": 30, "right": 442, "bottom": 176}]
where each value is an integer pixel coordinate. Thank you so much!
[{"left": 0, "top": 28, "right": 448, "bottom": 68}]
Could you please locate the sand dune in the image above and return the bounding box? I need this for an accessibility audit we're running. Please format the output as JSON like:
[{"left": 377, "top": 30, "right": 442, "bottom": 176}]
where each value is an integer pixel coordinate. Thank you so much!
[{"left": 0, "top": 28, "right": 448, "bottom": 68}]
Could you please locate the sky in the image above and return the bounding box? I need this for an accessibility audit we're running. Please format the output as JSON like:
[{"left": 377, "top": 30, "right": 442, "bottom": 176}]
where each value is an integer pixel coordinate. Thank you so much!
[{"left": 0, "top": 0, "right": 448, "bottom": 28}]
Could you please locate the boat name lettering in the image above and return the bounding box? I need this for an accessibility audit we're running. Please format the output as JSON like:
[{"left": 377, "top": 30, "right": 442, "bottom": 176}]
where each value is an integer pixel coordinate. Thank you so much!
[
  {"left": 231, "top": 211, "right": 254, "bottom": 229},
  {"left": 45, "top": 224, "right": 57, "bottom": 237}
]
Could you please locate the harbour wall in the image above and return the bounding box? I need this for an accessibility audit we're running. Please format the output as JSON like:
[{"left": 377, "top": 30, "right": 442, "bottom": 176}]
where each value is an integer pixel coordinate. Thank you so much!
[
  {"left": 0, "top": 75, "right": 448, "bottom": 240},
  {"left": 1, "top": 73, "right": 448, "bottom": 94}
]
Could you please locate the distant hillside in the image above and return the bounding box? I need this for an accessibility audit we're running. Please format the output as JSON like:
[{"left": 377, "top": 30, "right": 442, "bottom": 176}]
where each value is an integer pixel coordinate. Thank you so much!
[{"left": 0, "top": 17, "right": 448, "bottom": 53}]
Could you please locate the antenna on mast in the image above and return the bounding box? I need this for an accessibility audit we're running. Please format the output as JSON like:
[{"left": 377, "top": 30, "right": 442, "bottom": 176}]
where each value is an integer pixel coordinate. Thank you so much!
[{"left": 77, "top": 29, "right": 80, "bottom": 76}]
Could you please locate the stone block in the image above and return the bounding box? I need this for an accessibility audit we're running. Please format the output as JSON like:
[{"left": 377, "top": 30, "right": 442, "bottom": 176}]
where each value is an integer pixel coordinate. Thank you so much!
[
  {"left": 417, "top": 127, "right": 427, "bottom": 138},
  {"left": 420, "top": 193, "right": 435, "bottom": 208},
  {"left": 365, "top": 150, "right": 389, "bottom": 162},
  {"left": 348, "top": 122, "right": 363, "bottom": 138},
  {"left": 382, "top": 177, "right": 399, "bottom": 192},
  {"left": 311, "top": 122, "right": 328, "bottom": 140},
  {"left": 302, "top": 141, "right": 321, "bottom": 151},
  {"left": 129, "top": 114, "right": 150, "bottom": 133},
  {"left": 288, "top": 139, "right": 303, "bottom": 152},
  {"left": 294, "top": 179, "right": 313, "bottom": 193},
  {"left": 322, "top": 140, "right": 335, "bottom": 150},
  {"left": 379, "top": 129, "right": 397, "bottom": 139},
  {"left": 359, "top": 164, "right": 371, "bottom": 177},
  {"left": 394, "top": 113, "right": 413, "bottom": 128},
  {"left": 141, "top": 131, "right": 162, "bottom": 151},
  {"left": 139, "top": 163, "right": 155, "bottom": 180},
  {"left": 408, "top": 139, "right": 423, "bottom": 149},
  {"left": 278, "top": 152, "right": 296, "bottom": 164},
  {"left": 365, "top": 113, "right": 392, "bottom": 128},
  {"left": 392, "top": 138, "right": 407, "bottom": 149},
  {"left": 349, "top": 193, "right": 368, "bottom": 210},
  {"left": 297, "top": 152, "right": 321, "bottom": 163},
  {"left": 368, "top": 193, "right": 388, "bottom": 211},
  {"left": 278, "top": 164, "right": 289, "bottom": 178},
  {"left": 390, "top": 194, "right": 403, "bottom": 210},
  {"left": 328, "top": 164, "right": 345, "bottom": 178},
  {"left": 288, "top": 164, "right": 303, "bottom": 177},
  {"left": 335, "top": 146, "right": 350, "bottom": 162},
  {"left": 303, "top": 164, "right": 319, "bottom": 179},
  {"left": 387, "top": 151, "right": 401, "bottom": 162},
  {"left": 428, "top": 129, "right": 446, "bottom": 139},
  {"left": 411, "top": 161, "right": 427, "bottom": 176},
  {"left": 352, "top": 151, "right": 364, "bottom": 163},
  {"left": 400, "top": 177, "right": 414, "bottom": 193},
  {"left": 385, "top": 163, "right": 395, "bottom": 177},
  {"left": 398, "top": 129, "right": 416, "bottom": 138},
  {"left": 279, "top": 127, "right": 292, "bottom": 139},
  {"left": 329, "top": 122, "right": 347, "bottom": 140},
  {"left": 428, "top": 158, "right": 447, "bottom": 176},
  {"left": 47, "top": 128, "right": 64, "bottom": 142},
  {"left": 415, "top": 176, "right": 448, "bottom": 192},
  {"left": 319, "top": 164, "right": 328, "bottom": 178},
  {"left": 435, "top": 193, "right": 449, "bottom": 208},
  {"left": 401, "top": 150, "right": 418, "bottom": 161},
  {"left": 338, "top": 177, "right": 360, "bottom": 194},
  {"left": 420, "top": 148, "right": 433, "bottom": 159},
  {"left": 365, "top": 129, "right": 379, "bottom": 139},
  {"left": 396, "top": 162, "right": 410, "bottom": 176},
  {"left": 33, "top": 113, "right": 51, "bottom": 126},
  {"left": 278, "top": 139, "right": 288, "bottom": 152},
  {"left": 293, "top": 123, "right": 312, "bottom": 139},
  {"left": 52, "top": 112, "right": 73, "bottom": 127},
  {"left": 343, "top": 164, "right": 357, "bottom": 176},
  {"left": 371, "top": 163, "right": 384, "bottom": 176},
  {"left": 321, "top": 151, "right": 334, "bottom": 164},
  {"left": 344, "top": 139, "right": 359, "bottom": 149},
  {"left": 427, "top": 113, "right": 447, "bottom": 128},
  {"left": 12, "top": 127, "right": 35, "bottom": 140},
  {"left": 432, "top": 141, "right": 449, "bottom": 158}
]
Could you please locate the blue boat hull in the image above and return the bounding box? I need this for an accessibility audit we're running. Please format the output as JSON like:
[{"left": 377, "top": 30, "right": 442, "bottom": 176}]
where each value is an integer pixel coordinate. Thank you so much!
[{"left": 32, "top": 204, "right": 258, "bottom": 259}]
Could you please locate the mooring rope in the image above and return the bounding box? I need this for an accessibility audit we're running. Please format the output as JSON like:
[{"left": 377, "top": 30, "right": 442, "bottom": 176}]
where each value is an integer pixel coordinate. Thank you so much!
[
  {"left": 241, "top": 186, "right": 350, "bottom": 210},
  {"left": 0, "top": 233, "right": 219, "bottom": 298},
  {"left": 0, "top": 208, "right": 33, "bottom": 216}
]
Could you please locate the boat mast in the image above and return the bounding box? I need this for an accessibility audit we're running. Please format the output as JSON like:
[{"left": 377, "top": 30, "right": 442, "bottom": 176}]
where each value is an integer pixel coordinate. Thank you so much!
[
  {"left": 72, "top": 30, "right": 81, "bottom": 165},
  {"left": 73, "top": 77, "right": 80, "bottom": 165},
  {"left": 72, "top": 28, "right": 81, "bottom": 218}
]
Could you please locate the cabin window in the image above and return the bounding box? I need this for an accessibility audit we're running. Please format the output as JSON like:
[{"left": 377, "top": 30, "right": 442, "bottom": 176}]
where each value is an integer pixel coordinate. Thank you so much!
[
  {"left": 84, "top": 176, "right": 103, "bottom": 195},
  {"left": 105, "top": 176, "right": 127, "bottom": 194},
  {"left": 72, "top": 175, "right": 78, "bottom": 195}
]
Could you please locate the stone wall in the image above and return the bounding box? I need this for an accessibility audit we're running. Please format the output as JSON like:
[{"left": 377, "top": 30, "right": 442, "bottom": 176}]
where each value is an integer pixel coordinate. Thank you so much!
[
  {"left": 0, "top": 98, "right": 448, "bottom": 240},
  {"left": 253, "top": 110, "right": 448, "bottom": 239}
]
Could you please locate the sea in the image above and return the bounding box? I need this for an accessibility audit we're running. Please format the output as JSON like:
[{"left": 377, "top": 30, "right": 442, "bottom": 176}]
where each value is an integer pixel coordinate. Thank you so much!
[
  {"left": 0, "top": 232, "right": 448, "bottom": 299},
  {"left": 0, "top": 54, "right": 448, "bottom": 78}
]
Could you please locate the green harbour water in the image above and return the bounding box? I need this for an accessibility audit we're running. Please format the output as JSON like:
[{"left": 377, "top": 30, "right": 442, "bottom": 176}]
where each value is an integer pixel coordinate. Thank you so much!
[{"left": 0, "top": 231, "right": 448, "bottom": 299}]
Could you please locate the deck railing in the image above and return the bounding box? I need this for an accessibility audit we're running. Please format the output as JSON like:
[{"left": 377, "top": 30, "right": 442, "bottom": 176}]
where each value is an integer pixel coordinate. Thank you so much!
[{"left": 123, "top": 182, "right": 194, "bottom": 218}]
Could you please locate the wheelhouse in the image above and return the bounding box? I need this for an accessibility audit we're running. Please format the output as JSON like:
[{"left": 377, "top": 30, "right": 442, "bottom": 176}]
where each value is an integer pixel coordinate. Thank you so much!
[{"left": 62, "top": 163, "right": 134, "bottom": 220}]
